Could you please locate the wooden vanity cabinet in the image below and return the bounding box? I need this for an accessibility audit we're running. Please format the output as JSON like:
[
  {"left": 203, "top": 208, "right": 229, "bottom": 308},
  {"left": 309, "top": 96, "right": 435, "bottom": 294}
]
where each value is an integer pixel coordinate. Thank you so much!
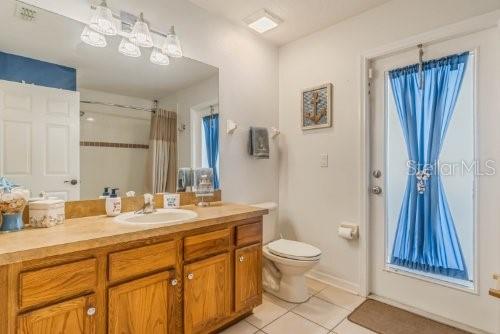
[
  {"left": 17, "top": 294, "right": 96, "bottom": 334},
  {"left": 235, "top": 243, "right": 262, "bottom": 312},
  {"left": 183, "top": 253, "right": 231, "bottom": 334},
  {"left": 2, "top": 216, "right": 264, "bottom": 334},
  {"left": 108, "top": 271, "right": 177, "bottom": 334}
]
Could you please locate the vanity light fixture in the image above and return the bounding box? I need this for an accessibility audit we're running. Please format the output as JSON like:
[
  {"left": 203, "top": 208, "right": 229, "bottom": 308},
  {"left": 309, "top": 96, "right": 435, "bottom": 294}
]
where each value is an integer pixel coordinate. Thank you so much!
[
  {"left": 89, "top": 0, "right": 117, "bottom": 36},
  {"left": 129, "top": 13, "right": 153, "bottom": 48},
  {"left": 164, "top": 26, "right": 183, "bottom": 58},
  {"left": 81, "top": 26, "right": 107, "bottom": 47},
  {"left": 81, "top": 4, "right": 183, "bottom": 65},
  {"left": 118, "top": 37, "right": 141, "bottom": 57},
  {"left": 244, "top": 9, "right": 282, "bottom": 34},
  {"left": 150, "top": 48, "right": 170, "bottom": 66}
]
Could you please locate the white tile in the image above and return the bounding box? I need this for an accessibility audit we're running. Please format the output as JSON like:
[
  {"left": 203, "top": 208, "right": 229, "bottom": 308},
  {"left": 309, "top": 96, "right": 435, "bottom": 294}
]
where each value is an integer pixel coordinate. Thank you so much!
[
  {"left": 245, "top": 298, "right": 288, "bottom": 328},
  {"left": 306, "top": 277, "right": 329, "bottom": 295},
  {"left": 262, "top": 312, "right": 329, "bottom": 334},
  {"left": 316, "top": 286, "right": 365, "bottom": 311},
  {"left": 263, "top": 292, "right": 297, "bottom": 310},
  {"left": 292, "top": 297, "right": 351, "bottom": 330},
  {"left": 332, "top": 319, "right": 375, "bottom": 334},
  {"left": 220, "top": 320, "right": 259, "bottom": 334}
]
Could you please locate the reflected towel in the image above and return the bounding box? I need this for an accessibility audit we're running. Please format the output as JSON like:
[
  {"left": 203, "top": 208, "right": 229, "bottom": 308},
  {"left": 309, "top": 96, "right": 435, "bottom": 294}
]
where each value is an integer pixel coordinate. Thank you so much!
[
  {"left": 248, "top": 127, "right": 269, "bottom": 159},
  {"left": 176, "top": 168, "right": 193, "bottom": 192}
]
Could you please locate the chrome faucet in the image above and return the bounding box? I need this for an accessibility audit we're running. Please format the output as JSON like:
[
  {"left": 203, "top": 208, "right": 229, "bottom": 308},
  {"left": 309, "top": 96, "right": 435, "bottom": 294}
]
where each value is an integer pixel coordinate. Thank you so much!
[{"left": 142, "top": 193, "right": 156, "bottom": 214}]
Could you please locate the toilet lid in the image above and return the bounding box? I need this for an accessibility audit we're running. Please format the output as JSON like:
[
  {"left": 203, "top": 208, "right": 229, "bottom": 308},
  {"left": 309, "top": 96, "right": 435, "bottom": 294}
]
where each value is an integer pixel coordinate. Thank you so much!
[{"left": 267, "top": 239, "right": 321, "bottom": 261}]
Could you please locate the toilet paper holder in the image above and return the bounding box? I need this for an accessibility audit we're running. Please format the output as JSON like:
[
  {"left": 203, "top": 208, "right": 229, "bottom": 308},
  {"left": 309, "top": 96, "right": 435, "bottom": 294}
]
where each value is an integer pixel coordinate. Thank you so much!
[{"left": 338, "top": 223, "right": 359, "bottom": 240}]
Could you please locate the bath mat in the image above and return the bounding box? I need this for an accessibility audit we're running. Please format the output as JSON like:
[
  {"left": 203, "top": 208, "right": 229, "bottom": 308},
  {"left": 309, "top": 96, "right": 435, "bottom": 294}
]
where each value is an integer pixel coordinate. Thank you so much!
[{"left": 348, "top": 299, "right": 471, "bottom": 334}]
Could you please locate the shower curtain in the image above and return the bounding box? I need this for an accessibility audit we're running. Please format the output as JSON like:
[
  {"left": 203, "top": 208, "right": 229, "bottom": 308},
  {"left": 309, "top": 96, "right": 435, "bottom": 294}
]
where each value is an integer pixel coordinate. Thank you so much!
[
  {"left": 146, "top": 109, "right": 177, "bottom": 193},
  {"left": 389, "top": 52, "right": 469, "bottom": 280}
]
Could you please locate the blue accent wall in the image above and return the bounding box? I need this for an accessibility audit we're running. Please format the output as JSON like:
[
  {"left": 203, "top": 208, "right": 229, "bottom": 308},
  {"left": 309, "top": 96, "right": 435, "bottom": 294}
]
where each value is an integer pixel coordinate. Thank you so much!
[{"left": 0, "top": 52, "right": 76, "bottom": 91}]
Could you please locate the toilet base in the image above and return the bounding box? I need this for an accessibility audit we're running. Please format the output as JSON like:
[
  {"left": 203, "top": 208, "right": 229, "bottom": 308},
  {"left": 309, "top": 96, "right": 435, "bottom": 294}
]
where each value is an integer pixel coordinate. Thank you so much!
[{"left": 264, "top": 274, "right": 310, "bottom": 303}]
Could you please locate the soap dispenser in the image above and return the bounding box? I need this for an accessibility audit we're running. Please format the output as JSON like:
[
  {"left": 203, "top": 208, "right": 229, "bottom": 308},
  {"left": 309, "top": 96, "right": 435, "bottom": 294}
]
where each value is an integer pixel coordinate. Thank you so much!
[
  {"left": 105, "top": 188, "right": 121, "bottom": 217},
  {"left": 99, "top": 187, "right": 110, "bottom": 199}
]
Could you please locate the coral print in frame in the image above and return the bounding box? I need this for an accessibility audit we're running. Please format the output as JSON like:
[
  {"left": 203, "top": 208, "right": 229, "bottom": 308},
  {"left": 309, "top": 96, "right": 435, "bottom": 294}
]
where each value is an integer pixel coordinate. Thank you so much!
[{"left": 301, "top": 83, "right": 332, "bottom": 130}]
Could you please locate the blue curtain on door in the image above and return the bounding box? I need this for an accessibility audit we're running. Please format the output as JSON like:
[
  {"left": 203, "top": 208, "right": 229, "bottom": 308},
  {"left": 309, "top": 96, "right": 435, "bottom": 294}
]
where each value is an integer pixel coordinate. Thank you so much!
[
  {"left": 202, "top": 114, "right": 220, "bottom": 189},
  {"left": 389, "top": 52, "right": 469, "bottom": 280}
]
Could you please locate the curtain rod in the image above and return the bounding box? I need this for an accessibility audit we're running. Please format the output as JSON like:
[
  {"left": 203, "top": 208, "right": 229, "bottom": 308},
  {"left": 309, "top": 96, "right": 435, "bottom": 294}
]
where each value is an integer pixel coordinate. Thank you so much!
[{"left": 80, "top": 100, "right": 156, "bottom": 113}]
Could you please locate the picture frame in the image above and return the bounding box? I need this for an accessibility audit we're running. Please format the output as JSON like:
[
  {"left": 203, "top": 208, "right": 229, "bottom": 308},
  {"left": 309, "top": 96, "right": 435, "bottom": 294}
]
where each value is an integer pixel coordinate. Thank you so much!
[{"left": 301, "top": 83, "right": 332, "bottom": 130}]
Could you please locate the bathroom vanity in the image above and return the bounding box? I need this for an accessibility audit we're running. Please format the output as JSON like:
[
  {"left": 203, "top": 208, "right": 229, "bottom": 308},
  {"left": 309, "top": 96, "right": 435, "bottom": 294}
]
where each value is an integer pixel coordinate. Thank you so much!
[{"left": 0, "top": 203, "right": 266, "bottom": 334}]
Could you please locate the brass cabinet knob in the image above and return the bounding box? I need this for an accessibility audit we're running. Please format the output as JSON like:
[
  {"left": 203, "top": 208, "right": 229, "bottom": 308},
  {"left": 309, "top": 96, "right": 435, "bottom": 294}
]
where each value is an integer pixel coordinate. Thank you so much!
[
  {"left": 187, "top": 273, "right": 194, "bottom": 280},
  {"left": 171, "top": 279, "right": 178, "bottom": 286},
  {"left": 87, "top": 307, "right": 96, "bottom": 316},
  {"left": 239, "top": 256, "right": 245, "bottom": 262}
]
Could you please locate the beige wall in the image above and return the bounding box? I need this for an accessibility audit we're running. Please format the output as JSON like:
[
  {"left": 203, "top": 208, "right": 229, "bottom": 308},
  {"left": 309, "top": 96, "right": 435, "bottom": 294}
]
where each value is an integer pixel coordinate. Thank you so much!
[
  {"left": 278, "top": 0, "right": 499, "bottom": 293},
  {"left": 159, "top": 75, "right": 219, "bottom": 170}
]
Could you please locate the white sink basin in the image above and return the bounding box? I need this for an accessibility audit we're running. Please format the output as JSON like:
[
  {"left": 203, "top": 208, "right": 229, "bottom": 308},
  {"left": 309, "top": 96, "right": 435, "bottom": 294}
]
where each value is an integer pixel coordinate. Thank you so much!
[{"left": 114, "top": 208, "right": 198, "bottom": 225}]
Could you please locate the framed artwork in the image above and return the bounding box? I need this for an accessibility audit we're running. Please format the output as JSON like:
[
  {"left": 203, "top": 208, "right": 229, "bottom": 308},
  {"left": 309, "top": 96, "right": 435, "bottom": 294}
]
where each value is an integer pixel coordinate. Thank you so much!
[{"left": 301, "top": 83, "right": 332, "bottom": 130}]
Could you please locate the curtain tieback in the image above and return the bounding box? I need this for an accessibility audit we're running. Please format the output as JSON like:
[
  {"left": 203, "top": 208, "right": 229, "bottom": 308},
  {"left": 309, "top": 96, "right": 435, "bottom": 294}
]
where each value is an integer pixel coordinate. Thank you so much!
[{"left": 416, "top": 168, "right": 431, "bottom": 194}]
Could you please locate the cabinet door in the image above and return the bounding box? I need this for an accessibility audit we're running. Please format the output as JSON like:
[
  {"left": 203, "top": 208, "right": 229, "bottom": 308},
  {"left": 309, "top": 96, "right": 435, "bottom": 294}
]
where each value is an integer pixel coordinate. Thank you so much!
[
  {"left": 17, "top": 294, "right": 96, "bottom": 334},
  {"left": 235, "top": 244, "right": 262, "bottom": 312},
  {"left": 184, "top": 253, "right": 230, "bottom": 334},
  {"left": 108, "top": 271, "right": 176, "bottom": 334}
]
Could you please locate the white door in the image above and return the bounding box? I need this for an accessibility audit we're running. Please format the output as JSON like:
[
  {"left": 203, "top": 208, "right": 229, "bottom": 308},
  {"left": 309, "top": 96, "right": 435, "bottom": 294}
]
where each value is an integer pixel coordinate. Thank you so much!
[
  {"left": 369, "top": 28, "right": 499, "bottom": 333},
  {"left": 0, "top": 80, "right": 80, "bottom": 200}
]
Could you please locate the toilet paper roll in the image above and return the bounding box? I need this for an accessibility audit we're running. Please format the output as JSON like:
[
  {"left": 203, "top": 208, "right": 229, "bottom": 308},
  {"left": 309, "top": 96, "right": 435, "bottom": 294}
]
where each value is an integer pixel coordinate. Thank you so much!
[{"left": 338, "top": 226, "right": 354, "bottom": 240}]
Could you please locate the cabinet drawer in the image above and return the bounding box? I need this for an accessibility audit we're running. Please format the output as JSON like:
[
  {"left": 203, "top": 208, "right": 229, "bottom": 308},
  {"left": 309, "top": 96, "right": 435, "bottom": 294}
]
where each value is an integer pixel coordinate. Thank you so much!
[
  {"left": 19, "top": 259, "right": 97, "bottom": 309},
  {"left": 235, "top": 222, "right": 262, "bottom": 247},
  {"left": 108, "top": 241, "right": 177, "bottom": 282},
  {"left": 184, "top": 229, "right": 230, "bottom": 261}
]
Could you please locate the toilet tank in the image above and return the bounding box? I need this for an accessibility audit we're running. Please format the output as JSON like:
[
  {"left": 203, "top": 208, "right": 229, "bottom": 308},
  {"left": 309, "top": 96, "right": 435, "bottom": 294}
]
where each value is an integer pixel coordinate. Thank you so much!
[{"left": 252, "top": 202, "right": 278, "bottom": 244}]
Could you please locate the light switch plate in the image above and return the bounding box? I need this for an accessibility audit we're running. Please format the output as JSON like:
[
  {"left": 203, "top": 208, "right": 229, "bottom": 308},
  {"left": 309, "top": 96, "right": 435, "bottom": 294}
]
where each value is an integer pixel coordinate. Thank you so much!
[{"left": 320, "top": 154, "right": 328, "bottom": 167}]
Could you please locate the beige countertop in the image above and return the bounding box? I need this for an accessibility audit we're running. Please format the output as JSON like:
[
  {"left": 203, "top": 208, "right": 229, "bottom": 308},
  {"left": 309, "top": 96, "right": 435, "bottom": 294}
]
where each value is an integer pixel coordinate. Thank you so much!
[{"left": 0, "top": 202, "right": 267, "bottom": 266}]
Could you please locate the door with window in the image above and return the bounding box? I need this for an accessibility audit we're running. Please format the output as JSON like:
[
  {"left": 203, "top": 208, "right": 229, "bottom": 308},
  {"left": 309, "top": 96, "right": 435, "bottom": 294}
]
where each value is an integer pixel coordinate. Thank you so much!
[{"left": 369, "top": 29, "right": 499, "bottom": 332}]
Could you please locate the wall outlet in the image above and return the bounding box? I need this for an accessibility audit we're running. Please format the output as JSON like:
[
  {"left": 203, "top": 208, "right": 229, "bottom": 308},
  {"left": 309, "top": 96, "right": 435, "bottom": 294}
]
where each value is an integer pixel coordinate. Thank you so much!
[{"left": 320, "top": 154, "right": 328, "bottom": 167}]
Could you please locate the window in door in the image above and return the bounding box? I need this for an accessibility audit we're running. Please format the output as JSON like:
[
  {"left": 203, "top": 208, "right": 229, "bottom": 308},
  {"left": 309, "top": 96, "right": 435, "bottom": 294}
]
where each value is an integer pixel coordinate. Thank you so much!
[{"left": 385, "top": 52, "right": 477, "bottom": 287}]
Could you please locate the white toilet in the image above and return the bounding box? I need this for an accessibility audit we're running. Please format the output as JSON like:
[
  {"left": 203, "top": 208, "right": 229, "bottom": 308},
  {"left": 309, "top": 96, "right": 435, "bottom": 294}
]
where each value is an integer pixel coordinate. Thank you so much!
[{"left": 253, "top": 202, "right": 321, "bottom": 303}]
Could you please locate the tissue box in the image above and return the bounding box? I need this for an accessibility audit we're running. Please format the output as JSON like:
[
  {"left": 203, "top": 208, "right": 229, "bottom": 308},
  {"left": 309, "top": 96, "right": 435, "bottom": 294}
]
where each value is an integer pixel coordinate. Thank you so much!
[{"left": 29, "top": 199, "right": 65, "bottom": 228}]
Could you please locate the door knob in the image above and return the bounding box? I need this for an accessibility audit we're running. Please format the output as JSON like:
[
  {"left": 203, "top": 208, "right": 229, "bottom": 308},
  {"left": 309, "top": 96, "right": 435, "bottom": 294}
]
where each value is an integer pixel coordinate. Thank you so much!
[
  {"left": 64, "top": 179, "right": 78, "bottom": 185},
  {"left": 187, "top": 273, "right": 194, "bottom": 280},
  {"left": 371, "top": 186, "right": 382, "bottom": 195},
  {"left": 372, "top": 170, "right": 382, "bottom": 178},
  {"left": 239, "top": 256, "right": 245, "bottom": 262},
  {"left": 171, "top": 279, "right": 178, "bottom": 286},
  {"left": 86, "top": 307, "right": 96, "bottom": 316}
]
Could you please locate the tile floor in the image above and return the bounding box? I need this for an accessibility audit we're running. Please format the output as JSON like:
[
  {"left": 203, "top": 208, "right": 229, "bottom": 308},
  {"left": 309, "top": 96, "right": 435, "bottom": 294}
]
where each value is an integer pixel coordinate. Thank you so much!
[{"left": 221, "top": 278, "right": 374, "bottom": 334}]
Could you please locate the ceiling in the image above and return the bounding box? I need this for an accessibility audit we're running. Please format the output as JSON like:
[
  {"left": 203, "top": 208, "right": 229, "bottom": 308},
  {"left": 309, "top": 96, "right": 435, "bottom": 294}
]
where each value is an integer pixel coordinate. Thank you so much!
[
  {"left": 188, "top": 0, "right": 391, "bottom": 45},
  {"left": 0, "top": 0, "right": 218, "bottom": 100}
]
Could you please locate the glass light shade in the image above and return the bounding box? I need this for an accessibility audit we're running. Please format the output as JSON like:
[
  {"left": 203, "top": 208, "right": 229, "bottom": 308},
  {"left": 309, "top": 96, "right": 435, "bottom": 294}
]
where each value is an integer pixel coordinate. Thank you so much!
[
  {"left": 130, "top": 13, "right": 153, "bottom": 48},
  {"left": 81, "top": 26, "right": 107, "bottom": 47},
  {"left": 118, "top": 38, "right": 141, "bottom": 57},
  {"left": 150, "top": 48, "right": 170, "bottom": 66},
  {"left": 163, "top": 26, "right": 183, "bottom": 58},
  {"left": 89, "top": 1, "right": 117, "bottom": 36}
]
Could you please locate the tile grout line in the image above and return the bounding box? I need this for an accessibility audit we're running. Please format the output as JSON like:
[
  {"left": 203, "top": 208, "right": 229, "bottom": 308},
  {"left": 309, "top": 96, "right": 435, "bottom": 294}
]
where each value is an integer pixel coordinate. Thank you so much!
[
  {"left": 244, "top": 285, "right": 353, "bottom": 333},
  {"left": 289, "top": 308, "right": 341, "bottom": 332},
  {"left": 252, "top": 307, "right": 295, "bottom": 333}
]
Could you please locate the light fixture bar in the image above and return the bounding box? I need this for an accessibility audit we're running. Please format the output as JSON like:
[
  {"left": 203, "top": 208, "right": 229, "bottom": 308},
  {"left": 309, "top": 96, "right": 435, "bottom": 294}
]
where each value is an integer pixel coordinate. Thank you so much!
[{"left": 89, "top": 6, "right": 170, "bottom": 38}]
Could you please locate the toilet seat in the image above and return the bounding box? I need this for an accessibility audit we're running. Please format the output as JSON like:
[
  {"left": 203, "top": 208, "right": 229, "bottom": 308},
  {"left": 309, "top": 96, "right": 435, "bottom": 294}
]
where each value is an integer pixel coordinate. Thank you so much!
[{"left": 267, "top": 239, "right": 321, "bottom": 261}]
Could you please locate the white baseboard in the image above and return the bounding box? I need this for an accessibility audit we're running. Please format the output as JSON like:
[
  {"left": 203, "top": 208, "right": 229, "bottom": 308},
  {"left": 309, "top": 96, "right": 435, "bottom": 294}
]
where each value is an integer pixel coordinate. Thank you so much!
[
  {"left": 305, "top": 269, "right": 360, "bottom": 295},
  {"left": 369, "top": 294, "right": 490, "bottom": 334}
]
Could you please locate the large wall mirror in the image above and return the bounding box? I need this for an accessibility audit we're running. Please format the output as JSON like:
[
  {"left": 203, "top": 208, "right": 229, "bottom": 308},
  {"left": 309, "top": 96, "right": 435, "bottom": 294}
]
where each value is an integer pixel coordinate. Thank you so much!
[{"left": 0, "top": 0, "right": 220, "bottom": 200}]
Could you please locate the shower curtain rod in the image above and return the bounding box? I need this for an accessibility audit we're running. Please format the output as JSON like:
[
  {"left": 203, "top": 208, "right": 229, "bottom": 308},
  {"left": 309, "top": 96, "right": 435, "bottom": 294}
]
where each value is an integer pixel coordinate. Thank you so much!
[{"left": 80, "top": 100, "right": 157, "bottom": 113}]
